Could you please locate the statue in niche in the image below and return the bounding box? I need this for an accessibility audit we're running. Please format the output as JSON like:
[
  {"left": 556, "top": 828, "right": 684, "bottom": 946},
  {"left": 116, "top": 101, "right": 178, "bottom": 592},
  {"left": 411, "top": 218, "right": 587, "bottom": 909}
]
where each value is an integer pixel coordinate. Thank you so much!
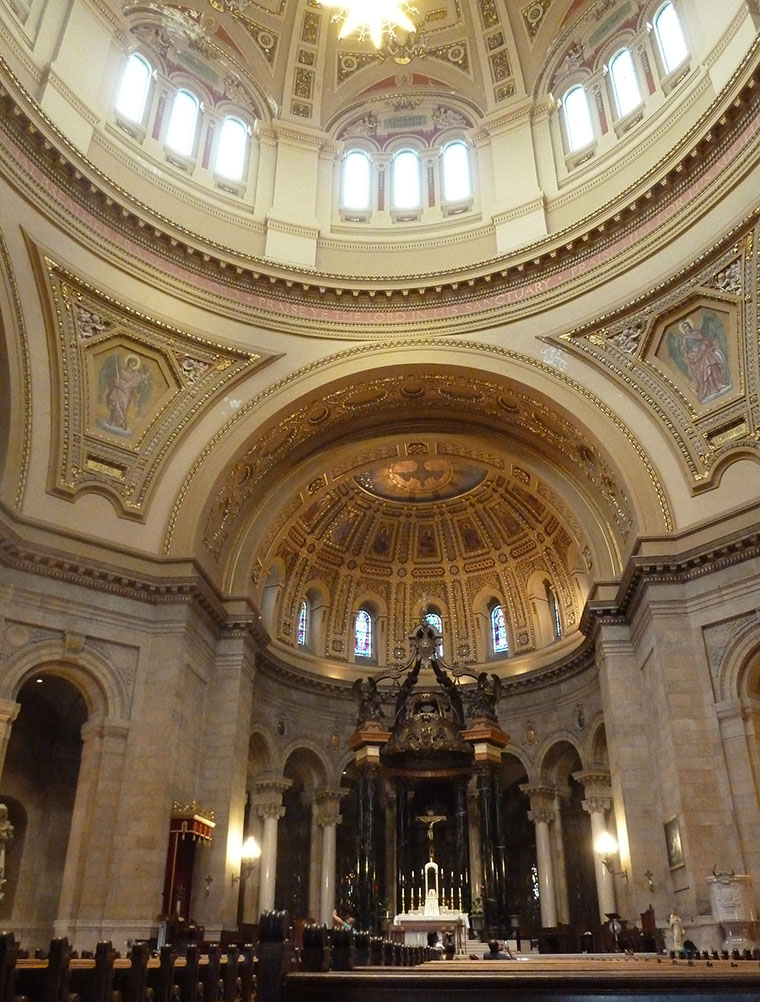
[{"left": 0, "top": 804, "right": 13, "bottom": 899}]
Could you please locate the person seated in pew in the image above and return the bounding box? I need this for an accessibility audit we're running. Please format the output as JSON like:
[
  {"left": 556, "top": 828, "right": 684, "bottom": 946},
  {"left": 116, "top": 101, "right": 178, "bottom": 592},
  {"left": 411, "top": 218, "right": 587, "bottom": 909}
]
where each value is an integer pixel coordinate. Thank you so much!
[{"left": 483, "top": 938, "right": 513, "bottom": 960}]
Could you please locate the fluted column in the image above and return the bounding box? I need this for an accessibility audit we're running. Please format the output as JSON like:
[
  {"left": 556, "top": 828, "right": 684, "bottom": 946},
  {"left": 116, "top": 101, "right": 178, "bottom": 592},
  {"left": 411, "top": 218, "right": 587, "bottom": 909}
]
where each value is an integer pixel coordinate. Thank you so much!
[
  {"left": 314, "top": 788, "right": 345, "bottom": 926},
  {"left": 254, "top": 777, "right": 292, "bottom": 916},
  {"left": 576, "top": 770, "right": 616, "bottom": 922},
  {"left": 522, "top": 784, "right": 557, "bottom": 928}
]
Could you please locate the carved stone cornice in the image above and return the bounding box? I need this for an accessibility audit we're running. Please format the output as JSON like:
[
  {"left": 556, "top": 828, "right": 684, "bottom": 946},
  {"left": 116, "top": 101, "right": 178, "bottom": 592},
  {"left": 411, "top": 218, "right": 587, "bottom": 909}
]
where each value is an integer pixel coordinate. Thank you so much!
[
  {"left": 582, "top": 513, "right": 760, "bottom": 635},
  {"left": 0, "top": 503, "right": 270, "bottom": 646}
]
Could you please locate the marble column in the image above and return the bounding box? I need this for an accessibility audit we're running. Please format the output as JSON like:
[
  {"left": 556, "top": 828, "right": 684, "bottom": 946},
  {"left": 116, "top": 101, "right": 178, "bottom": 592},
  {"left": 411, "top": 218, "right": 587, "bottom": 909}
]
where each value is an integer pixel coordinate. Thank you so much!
[
  {"left": 576, "top": 770, "right": 617, "bottom": 922},
  {"left": 522, "top": 784, "right": 557, "bottom": 928},
  {"left": 314, "top": 788, "right": 345, "bottom": 927},
  {"left": 474, "top": 761, "right": 508, "bottom": 936},
  {"left": 356, "top": 763, "right": 380, "bottom": 930},
  {"left": 347, "top": 723, "right": 391, "bottom": 931},
  {"left": 454, "top": 780, "right": 471, "bottom": 914},
  {"left": 462, "top": 720, "right": 509, "bottom": 937},
  {"left": 0, "top": 700, "right": 20, "bottom": 784},
  {"left": 254, "top": 777, "right": 292, "bottom": 916}
]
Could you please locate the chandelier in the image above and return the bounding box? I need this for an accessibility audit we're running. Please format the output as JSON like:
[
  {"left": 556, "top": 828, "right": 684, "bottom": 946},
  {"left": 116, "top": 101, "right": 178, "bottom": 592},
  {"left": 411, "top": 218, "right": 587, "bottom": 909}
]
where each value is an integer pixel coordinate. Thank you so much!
[{"left": 316, "top": 1, "right": 420, "bottom": 50}]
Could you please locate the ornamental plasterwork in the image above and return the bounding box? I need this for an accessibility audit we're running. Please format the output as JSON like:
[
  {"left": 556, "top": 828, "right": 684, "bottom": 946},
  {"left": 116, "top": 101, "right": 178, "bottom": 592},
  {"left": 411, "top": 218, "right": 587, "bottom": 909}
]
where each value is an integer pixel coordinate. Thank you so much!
[
  {"left": 522, "top": 0, "right": 552, "bottom": 43},
  {"left": 557, "top": 227, "right": 758, "bottom": 488},
  {"left": 252, "top": 456, "right": 589, "bottom": 661},
  {"left": 40, "top": 256, "right": 269, "bottom": 517},
  {"left": 201, "top": 370, "right": 634, "bottom": 561}
]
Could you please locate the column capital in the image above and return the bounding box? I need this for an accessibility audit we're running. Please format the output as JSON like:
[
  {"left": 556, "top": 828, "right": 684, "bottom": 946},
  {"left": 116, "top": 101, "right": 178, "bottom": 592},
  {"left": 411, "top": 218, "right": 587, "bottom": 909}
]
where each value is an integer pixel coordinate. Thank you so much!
[
  {"left": 253, "top": 774, "right": 292, "bottom": 818},
  {"left": 573, "top": 768, "right": 612, "bottom": 801},
  {"left": 314, "top": 787, "right": 345, "bottom": 828},
  {"left": 581, "top": 796, "right": 611, "bottom": 816},
  {"left": 0, "top": 700, "right": 20, "bottom": 725},
  {"left": 520, "top": 783, "right": 556, "bottom": 815},
  {"left": 529, "top": 807, "right": 555, "bottom": 826}
]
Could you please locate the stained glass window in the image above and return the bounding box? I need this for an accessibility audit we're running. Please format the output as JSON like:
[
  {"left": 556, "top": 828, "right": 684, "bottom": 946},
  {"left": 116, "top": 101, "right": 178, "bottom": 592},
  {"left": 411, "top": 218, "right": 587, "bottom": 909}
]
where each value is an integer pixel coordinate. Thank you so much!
[
  {"left": 424, "top": 611, "right": 443, "bottom": 653},
  {"left": 115, "top": 52, "right": 152, "bottom": 124},
  {"left": 297, "top": 600, "right": 308, "bottom": 646},
  {"left": 548, "top": 590, "right": 562, "bottom": 639},
  {"left": 355, "top": 608, "right": 372, "bottom": 657},
  {"left": 491, "top": 605, "right": 509, "bottom": 654},
  {"left": 654, "top": 3, "right": 688, "bottom": 75}
]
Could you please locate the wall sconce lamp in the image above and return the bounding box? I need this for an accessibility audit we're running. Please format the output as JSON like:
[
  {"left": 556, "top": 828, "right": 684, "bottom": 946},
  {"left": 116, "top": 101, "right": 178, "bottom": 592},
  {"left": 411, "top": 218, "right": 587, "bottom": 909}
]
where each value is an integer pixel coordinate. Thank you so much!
[
  {"left": 595, "top": 831, "right": 628, "bottom": 882},
  {"left": 231, "top": 835, "right": 262, "bottom": 886}
]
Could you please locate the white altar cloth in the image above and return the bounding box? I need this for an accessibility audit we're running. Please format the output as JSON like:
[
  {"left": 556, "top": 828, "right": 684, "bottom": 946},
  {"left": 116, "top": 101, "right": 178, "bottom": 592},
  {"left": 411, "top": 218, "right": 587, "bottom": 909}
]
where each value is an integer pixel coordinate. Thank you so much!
[{"left": 392, "top": 910, "right": 470, "bottom": 951}]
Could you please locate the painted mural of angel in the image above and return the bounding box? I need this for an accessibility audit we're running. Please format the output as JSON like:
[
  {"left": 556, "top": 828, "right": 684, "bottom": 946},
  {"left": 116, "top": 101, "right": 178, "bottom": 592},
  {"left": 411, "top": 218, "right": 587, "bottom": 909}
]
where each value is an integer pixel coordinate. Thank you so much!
[
  {"left": 98, "top": 352, "right": 152, "bottom": 434},
  {"left": 667, "top": 313, "right": 731, "bottom": 405}
]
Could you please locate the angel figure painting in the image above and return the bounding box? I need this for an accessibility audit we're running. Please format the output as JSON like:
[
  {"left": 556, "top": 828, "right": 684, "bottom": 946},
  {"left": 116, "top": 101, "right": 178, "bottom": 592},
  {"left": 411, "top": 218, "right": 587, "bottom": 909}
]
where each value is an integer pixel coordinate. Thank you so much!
[
  {"left": 97, "top": 351, "right": 153, "bottom": 437},
  {"left": 666, "top": 311, "right": 732, "bottom": 405}
]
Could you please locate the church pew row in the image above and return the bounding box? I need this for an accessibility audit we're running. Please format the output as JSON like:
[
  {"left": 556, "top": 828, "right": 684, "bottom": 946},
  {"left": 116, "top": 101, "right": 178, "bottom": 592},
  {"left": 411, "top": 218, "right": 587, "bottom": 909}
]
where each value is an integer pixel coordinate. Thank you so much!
[{"left": 0, "top": 934, "right": 255, "bottom": 1002}]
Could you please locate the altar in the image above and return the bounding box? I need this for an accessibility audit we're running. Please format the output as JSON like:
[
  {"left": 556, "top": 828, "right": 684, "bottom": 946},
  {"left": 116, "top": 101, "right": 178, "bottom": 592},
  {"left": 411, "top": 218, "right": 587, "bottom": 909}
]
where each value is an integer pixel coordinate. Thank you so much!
[{"left": 391, "top": 911, "right": 470, "bottom": 953}]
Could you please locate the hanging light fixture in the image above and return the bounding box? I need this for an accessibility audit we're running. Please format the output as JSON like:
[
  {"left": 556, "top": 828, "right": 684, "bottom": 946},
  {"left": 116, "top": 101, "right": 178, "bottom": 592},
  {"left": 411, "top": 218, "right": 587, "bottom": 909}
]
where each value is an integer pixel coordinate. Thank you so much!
[{"left": 317, "top": 0, "right": 419, "bottom": 50}]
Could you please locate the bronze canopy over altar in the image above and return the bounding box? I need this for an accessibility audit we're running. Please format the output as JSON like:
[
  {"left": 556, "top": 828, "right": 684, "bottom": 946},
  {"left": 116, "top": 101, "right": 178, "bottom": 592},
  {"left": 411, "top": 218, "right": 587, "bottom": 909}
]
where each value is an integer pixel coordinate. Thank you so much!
[{"left": 347, "top": 619, "right": 510, "bottom": 938}]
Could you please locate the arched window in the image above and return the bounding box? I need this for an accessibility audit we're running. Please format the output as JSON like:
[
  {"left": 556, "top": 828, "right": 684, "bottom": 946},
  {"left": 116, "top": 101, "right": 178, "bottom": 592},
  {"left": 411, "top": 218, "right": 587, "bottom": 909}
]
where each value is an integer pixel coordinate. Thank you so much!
[
  {"left": 609, "top": 48, "right": 642, "bottom": 118},
  {"left": 392, "top": 149, "right": 421, "bottom": 209},
  {"left": 297, "top": 600, "right": 308, "bottom": 646},
  {"left": 563, "top": 84, "right": 595, "bottom": 153},
  {"left": 441, "top": 140, "right": 471, "bottom": 202},
  {"left": 355, "top": 609, "right": 372, "bottom": 658},
  {"left": 424, "top": 611, "right": 443, "bottom": 653},
  {"left": 115, "top": 52, "right": 152, "bottom": 124},
  {"left": 653, "top": 2, "right": 688, "bottom": 74},
  {"left": 166, "top": 88, "right": 200, "bottom": 157},
  {"left": 548, "top": 589, "right": 562, "bottom": 639},
  {"left": 491, "top": 605, "right": 509, "bottom": 654},
  {"left": 216, "top": 116, "right": 248, "bottom": 181},
  {"left": 342, "top": 149, "right": 372, "bottom": 210}
]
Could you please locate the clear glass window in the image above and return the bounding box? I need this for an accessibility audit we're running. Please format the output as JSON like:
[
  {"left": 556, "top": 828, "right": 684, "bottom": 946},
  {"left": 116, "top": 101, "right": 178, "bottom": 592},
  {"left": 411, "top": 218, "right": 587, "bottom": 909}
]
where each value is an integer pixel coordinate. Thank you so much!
[
  {"left": 654, "top": 2, "right": 688, "bottom": 74},
  {"left": 216, "top": 116, "right": 248, "bottom": 181},
  {"left": 441, "top": 140, "right": 471, "bottom": 202},
  {"left": 491, "top": 605, "right": 509, "bottom": 654},
  {"left": 297, "top": 600, "right": 308, "bottom": 646},
  {"left": 115, "top": 53, "right": 152, "bottom": 124},
  {"left": 392, "top": 149, "right": 421, "bottom": 209},
  {"left": 563, "top": 84, "right": 595, "bottom": 152},
  {"left": 609, "top": 48, "right": 642, "bottom": 118},
  {"left": 355, "top": 609, "right": 372, "bottom": 657},
  {"left": 166, "top": 88, "right": 199, "bottom": 157},
  {"left": 342, "top": 149, "right": 372, "bottom": 210}
]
